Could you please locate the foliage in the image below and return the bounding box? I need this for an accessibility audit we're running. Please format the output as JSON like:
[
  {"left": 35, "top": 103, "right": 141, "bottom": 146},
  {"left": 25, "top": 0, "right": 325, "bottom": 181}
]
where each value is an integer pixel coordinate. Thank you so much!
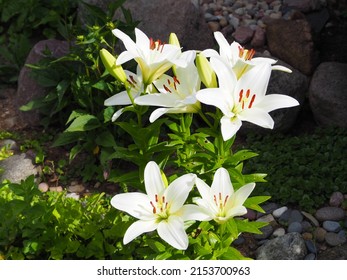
[
  {"left": 20, "top": 0, "right": 139, "bottom": 181},
  {"left": 0, "top": 0, "right": 80, "bottom": 84},
  {"left": 0, "top": 175, "right": 267, "bottom": 260},
  {"left": 244, "top": 127, "right": 347, "bottom": 212}
]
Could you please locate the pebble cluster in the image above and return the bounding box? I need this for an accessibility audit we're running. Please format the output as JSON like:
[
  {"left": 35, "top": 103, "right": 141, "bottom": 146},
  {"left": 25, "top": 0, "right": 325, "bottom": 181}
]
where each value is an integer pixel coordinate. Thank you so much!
[
  {"left": 200, "top": 0, "right": 325, "bottom": 47},
  {"left": 237, "top": 191, "right": 347, "bottom": 259}
]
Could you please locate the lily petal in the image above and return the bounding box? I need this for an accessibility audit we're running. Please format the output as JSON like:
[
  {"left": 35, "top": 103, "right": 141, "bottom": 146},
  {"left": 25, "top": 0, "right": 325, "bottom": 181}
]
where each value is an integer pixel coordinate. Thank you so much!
[
  {"left": 196, "top": 89, "right": 232, "bottom": 117},
  {"left": 144, "top": 161, "right": 166, "bottom": 199},
  {"left": 104, "top": 91, "right": 133, "bottom": 106},
  {"left": 180, "top": 204, "right": 211, "bottom": 221},
  {"left": 123, "top": 219, "right": 157, "bottom": 244},
  {"left": 157, "top": 216, "right": 188, "bottom": 250},
  {"left": 220, "top": 115, "right": 242, "bottom": 141},
  {"left": 111, "top": 192, "right": 153, "bottom": 220},
  {"left": 238, "top": 108, "right": 274, "bottom": 129},
  {"left": 257, "top": 94, "right": 300, "bottom": 112},
  {"left": 211, "top": 167, "right": 234, "bottom": 198}
]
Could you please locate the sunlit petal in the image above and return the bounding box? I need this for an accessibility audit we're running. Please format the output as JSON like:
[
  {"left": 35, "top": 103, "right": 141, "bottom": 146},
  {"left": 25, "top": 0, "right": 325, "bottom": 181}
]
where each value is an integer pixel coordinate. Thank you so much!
[
  {"left": 239, "top": 108, "right": 274, "bottom": 129},
  {"left": 157, "top": 216, "right": 188, "bottom": 250},
  {"left": 123, "top": 219, "right": 157, "bottom": 244},
  {"left": 144, "top": 161, "right": 166, "bottom": 199},
  {"left": 257, "top": 94, "right": 300, "bottom": 112},
  {"left": 220, "top": 116, "right": 242, "bottom": 141}
]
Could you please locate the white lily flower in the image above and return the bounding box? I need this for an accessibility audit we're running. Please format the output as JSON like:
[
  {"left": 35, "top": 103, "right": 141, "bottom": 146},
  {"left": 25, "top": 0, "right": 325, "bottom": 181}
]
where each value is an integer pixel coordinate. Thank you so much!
[
  {"left": 104, "top": 68, "right": 146, "bottom": 121},
  {"left": 196, "top": 57, "right": 299, "bottom": 140},
  {"left": 135, "top": 51, "right": 201, "bottom": 123},
  {"left": 111, "top": 161, "right": 198, "bottom": 250},
  {"left": 193, "top": 167, "right": 255, "bottom": 224},
  {"left": 202, "top": 31, "right": 291, "bottom": 79},
  {"left": 112, "top": 28, "right": 186, "bottom": 87}
]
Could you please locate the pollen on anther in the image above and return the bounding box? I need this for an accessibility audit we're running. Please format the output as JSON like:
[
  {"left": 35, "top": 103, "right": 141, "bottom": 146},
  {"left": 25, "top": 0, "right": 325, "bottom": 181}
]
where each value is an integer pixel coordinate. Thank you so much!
[
  {"left": 249, "top": 94, "right": 256, "bottom": 108},
  {"left": 163, "top": 84, "right": 172, "bottom": 93},
  {"left": 239, "top": 89, "right": 244, "bottom": 102}
]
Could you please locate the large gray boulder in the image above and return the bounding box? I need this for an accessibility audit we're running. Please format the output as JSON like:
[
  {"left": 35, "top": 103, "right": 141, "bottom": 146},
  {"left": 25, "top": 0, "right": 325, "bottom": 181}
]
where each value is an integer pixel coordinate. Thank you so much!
[
  {"left": 309, "top": 62, "right": 347, "bottom": 128},
  {"left": 16, "top": 39, "right": 69, "bottom": 127},
  {"left": 256, "top": 232, "right": 307, "bottom": 260},
  {"left": 112, "top": 0, "right": 214, "bottom": 51}
]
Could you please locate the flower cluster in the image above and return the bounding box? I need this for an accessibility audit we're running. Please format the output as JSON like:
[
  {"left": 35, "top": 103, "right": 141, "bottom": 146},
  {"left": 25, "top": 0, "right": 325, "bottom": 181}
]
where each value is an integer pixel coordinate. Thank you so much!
[
  {"left": 111, "top": 161, "right": 254, "bottom": 250},
  {"left": 101, "top": 27, "right": 299, "bottom": 251},
  {"left": 101, "top": 28, "right": 299, "bottom": 140}
]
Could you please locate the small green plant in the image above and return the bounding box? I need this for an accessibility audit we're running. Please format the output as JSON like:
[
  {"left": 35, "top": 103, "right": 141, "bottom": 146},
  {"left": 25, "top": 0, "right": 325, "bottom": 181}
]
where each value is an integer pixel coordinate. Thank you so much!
[{"left": 244, "top": 127, "right": 347, "bottom": 212}]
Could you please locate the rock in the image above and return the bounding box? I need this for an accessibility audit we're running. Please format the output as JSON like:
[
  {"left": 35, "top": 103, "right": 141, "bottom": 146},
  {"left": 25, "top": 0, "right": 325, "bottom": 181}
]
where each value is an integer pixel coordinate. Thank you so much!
[
  {"left": 287, "top": 222, "right": 303, "bottom": 233},
  {"left": 232, "top": 26, "right": 254, "bottom": 44},
  {"left": 266, "top": 18, "right": 318, "bottom": 75},
  {"left": 318, "top": 243, "right": 347, "bottom": 260},
  {"left": 273, "top": 206, "right": 288, "bottom": 218},
  {"left": 301, "top": 211, "right": 320, "bottom": 227},
  {"left": 283, "top": 0, "right": 324, "bottom": 13},
  {"left": 301, "top": 221, "right": 313, "bottom": 233},
  {"left": 302, "top": 232, "right": 313, "bottom": 240},
  {"left": 329, "top": 191, "right": 345, "bottom": 207},
  {"left": 305, "top": 239, "right": 317, "bottom": 254},
  {"left": 49, "top": 186, "right": 63, "bottom": 192},
  {"left": 254, "top": 224, "right": 274, "bottom": 240},
  {"left": 66, "top": 193, "right": 80, "bottom": 200},
  {"left": 313, "top": 227, "right": 327, "bottom": 243},
  {"left": 244, "top": 208, "right": 257, "bottom": 220},
  {"left": 256, "top": 232, "right": 307, "bottom": 260},
  {"left": 305, "top": 253, "right": 316, "bottom": 260},
  {"left": 38, "top": 182, "right": 49, "bottom": 193},
  {"left": 272, "top": 227, "right": 286, "bottom": 238},
  {"left": 288, "top": 209, "right": 304, "bottom": 224},
  {"left": 207, "top": 21, "right": 221, "bottom": 32},
  {"left": 16, "top": 39, "right": 69, "bottom": 127},
  {"left": 325, "top": 232, "right": 347, "bottom": 247},
  {"left": 309, "top": 62, "right": 347, "bottom": 128},
  {"left": 0, "top": 139, "right": 18, "bottom": 151},
  {"left": 323, "top": 221, "right": 342, "bottom": 233},
  {"left": 251, "top": 26, "right": 266, "bottom": 48},
  {"left": 0, "top": 153, "right": 38, "bottom": 183},
  {"left": 256, "top": 214, "right": 276, "bottom": 224},
  {"left": 278, "top": 209, "right": 292, "bottom": 226},
  {"left": 315, "top": 206, "right": 345, "bottom": 222},
  {"left": 67, "top": 182, "right": 85, "bottom": 193},
  {"left": 113, "top": 0, "right": 214, "bottom": 52}
]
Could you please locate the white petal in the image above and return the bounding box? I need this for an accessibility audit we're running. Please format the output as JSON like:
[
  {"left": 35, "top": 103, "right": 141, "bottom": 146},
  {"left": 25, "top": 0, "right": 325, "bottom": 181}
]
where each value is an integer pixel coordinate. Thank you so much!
[
  {"left": 220, "top": 115, "right": 242, "bottom": 141},
  {"left": 144, "top": 161, "right": 166, "bottom": 199},
  {"left": 233, "top": 183, "right": 255, "bottom": 206},
  {"left": 201, "top": 48, "right": 219, "bottom": 58},
  {"left": 149, "top": 108, "right": 170, "bottom": 123},
  {"left": 210, "top": 57, "right": 237, "bottom": 95},
  {"left": 225, "top": 205, "right": 248, "bottom": 219},
  {"left": 180, "top": 204, "right": 212, "bottom": 221},
  {"left": 123, "top": 219, "right": 157, "bottom": 244},
  {"left": 135, "top": 93, "right": 178, "bottom": 107},
  {"left": 116, "top": 51, "right": 136, "bottom": 65},
  {"left": 239, "top": 108, "right": 274, "bottom": 129},
  {"left": 111, "top": 108, "right": 126, "bottom": 122},
  {"left": 166, "top": 174, "right": 196, "bottom": 213},
  {"left": 195, "top": 177, "right": 211, "bottom": 201},
  {"left": 214, "top": 31, "right": 232, "bottom": 61},
  {"left": 235, "top": 63, "right": 272, "bottom": 100},
  {"left": 272, "top": 65, "right": 292, "bottom": 73},
  {"left": 257, "top": 94, "right": 299, "bottom": 113},
  {"left": 111, "top": 193, "right": 153, "bottom": 220},
  {"left": 196, "top": 89, "right": 232, "bottom": 117},
  {"left": 104, "top": 91, "right": 132, "bottom": 106},
  {"left": 157, "top": 216, "right": 188, "bottom": 250},
  {"left": 113, "top": 28, "right": 140, "bottom": 58},
  {"left": 211, "top": 167, "right": 234, "bottom": 198}
]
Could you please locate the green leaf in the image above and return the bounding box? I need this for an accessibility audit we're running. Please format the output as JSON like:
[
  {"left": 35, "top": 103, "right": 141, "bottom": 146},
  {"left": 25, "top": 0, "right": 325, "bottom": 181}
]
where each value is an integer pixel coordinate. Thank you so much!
[
  {"left": 244, "top": 196, "right": 271, "bottom": 213},
  {"left": 65, "top": 114, "right": 100, "bottom": 132},
  {"left": 95, "top": 131, "right": 117, "bottom": 148},
  {"left": 234, "top": 219, "right": 267, "bottom": 234}
]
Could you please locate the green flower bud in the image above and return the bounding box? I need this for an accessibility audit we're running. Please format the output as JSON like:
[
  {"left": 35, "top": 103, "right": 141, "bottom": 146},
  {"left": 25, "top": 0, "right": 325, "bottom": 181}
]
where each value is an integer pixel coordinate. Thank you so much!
[
  {"left": 196, "top": 53, "right": 217, "bottom": 88},
  {"left": 100, "top": 48, "right": 127, "bottom": 83}
]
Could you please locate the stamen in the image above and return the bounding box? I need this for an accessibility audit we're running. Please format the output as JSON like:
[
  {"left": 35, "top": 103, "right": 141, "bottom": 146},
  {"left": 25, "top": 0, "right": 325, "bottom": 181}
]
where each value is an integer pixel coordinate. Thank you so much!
[
  {"left": 246, "top": 89, "right": 250, "bottom": 98},
  {"left": 173, "top": 76, "right": 180, "bottom": 84},
  {"left": 150, "top": 201, "right": 156, "bottom": 214},
  {"left": 155, "top": 194, "right": 158, "bottom": 202},
  {"left": 238, "top": 46, "right": 244, "bottom": 58},
  {"left": 129, "top": 75, "right": 137, "bottom": 84},
  {"left": 239, "top": 89, "right": 244, "bottom": 102},
  {"left": 224, "top": 195, "right": 229, "bottom": 206},
  {"left": 249, "top": 94, "right": 256, "bottom": 108},
  {"left": 163, "top": 84, "right": 172, "bottom": 93}
]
